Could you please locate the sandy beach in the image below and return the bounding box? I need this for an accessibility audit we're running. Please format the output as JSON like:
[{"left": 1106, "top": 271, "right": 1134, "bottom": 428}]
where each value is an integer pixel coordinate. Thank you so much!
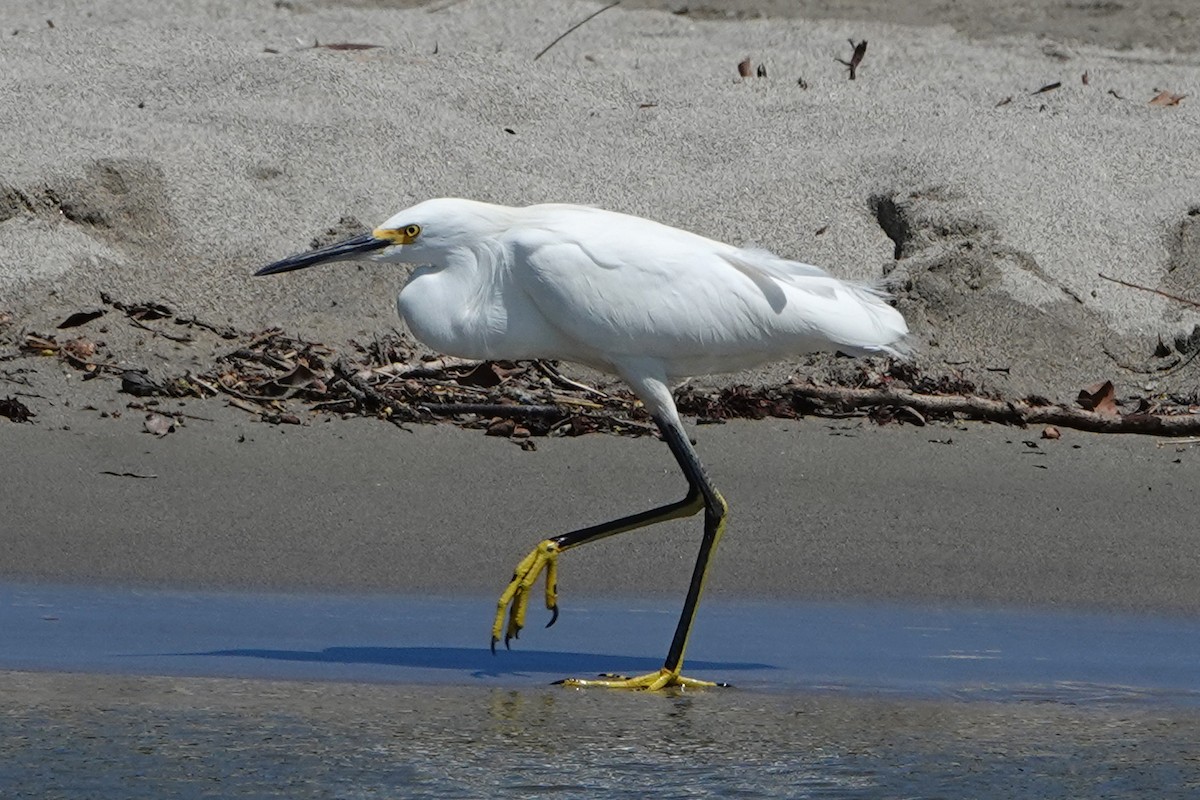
[{"left": 3, "top": 1, "right": 1200, "bottom": 795}]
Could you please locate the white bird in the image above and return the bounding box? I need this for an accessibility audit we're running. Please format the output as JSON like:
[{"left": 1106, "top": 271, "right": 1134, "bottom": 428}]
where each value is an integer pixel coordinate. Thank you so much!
[{"left": 256, "top": 198, "right": 908, "bottom": 690}]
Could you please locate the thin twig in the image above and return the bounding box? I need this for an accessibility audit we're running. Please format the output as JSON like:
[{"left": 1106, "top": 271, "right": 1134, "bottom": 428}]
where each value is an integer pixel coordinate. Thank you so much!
[
  {"left": 535, "top": 360, "right": 611, "bottom": 398},
  {"left": 128, "top": 316, "right": 194, "bottom": 343},
  {"left": 333, "top": 357, "right": 417, "bottom": 425},
  {"left": 1098, "top": 272, "right": 1200, "bottom": 310},
  {"left": 534, "top": 1, "right": 620, "bottom": 61}
]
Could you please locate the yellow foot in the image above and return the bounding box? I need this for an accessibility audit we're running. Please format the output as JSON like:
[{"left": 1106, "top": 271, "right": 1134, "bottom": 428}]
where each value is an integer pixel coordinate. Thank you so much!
[
  {"left": 554, "top": 669, "right": 730, "bottom": 691},
  {"left": 492, "top": 539, "right": 560, "bottom": 652}
]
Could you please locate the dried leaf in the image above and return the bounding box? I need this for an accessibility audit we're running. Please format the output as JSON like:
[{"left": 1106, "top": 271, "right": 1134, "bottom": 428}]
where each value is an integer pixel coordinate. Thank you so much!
[
  {"left": 144, "top": 413, "right": 175, "bottom": 437},
  {"left": 1149, "top": 90, "right": 1186, "bottom": 107},
  {"left": 57, "top": 309, "right": 106, "bottom": 329},
  {"left": 59, "top": 337, "right": 97, "bottom": 361},
  {"left": 264, "top": 362, "right": 328, "bottom": 396},
  {"left": 486, "top": 417, "right": 517, "bottom": 437},
  {"left": 834, "top": 40, "right": 867, "bottom": 80},
  {"left": 1076, "top": 381, "right": 1118, "bottom": 416},
  {"left": 456, "top": 361, "right": 525, "bottom": 388},
  {"left": 121, "top": 371, "right": 161, "bottom": 397},
  {"left": 0, "top": 396, "right": 35, "bottom": 423}
]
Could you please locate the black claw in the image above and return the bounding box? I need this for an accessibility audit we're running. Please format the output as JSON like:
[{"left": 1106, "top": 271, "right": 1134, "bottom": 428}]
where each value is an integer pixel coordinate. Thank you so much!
[
  {"left": 546, "top": 604, "right": 559, "bottom": 628},
  {"left": 504, "top": 634, "right": 512, "bottom": 650},
  {"left": 490, "top": 637, "right": 498, "bottom": 655},
  {"left": 550, "top": 679, "right": 567, "bottom": 685}
]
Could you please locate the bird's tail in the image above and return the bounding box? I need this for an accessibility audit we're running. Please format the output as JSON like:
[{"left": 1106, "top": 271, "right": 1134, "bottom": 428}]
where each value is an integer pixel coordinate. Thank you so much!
[{"left": 835, "top": 280, "right": 911, "bottom": 360}]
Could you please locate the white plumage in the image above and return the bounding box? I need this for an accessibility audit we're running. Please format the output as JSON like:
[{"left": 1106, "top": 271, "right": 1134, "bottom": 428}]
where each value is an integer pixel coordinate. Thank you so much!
[{"left": 256, "top": 198, "right": 908, "bottom": 690}]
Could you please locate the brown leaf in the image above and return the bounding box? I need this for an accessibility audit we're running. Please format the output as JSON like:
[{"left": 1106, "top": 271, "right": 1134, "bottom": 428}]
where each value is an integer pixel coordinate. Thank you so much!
[
  {"left": 264, "top": 363, "right": 328, "bottom": 396},
  {"left": 1149, "top": 90, "right": 1186, "bottom": 106},
  {"left": 1041, "top": 425, "right": 1061, "bottom": 440},
  {"left": 60, "top": 337, "right": 97, "bottom": 361},
  {"left": 144, "top": 413, "right": 175, "bottom": 437},
  {"left": 486, "top": 418, "right": 516, "bottom": 437},
  {"left": 738, "top": 58, "right": 752, "bottom": 78},
  {"left": 1076, "top": 381, "right": 1118, "bottom": 416}
]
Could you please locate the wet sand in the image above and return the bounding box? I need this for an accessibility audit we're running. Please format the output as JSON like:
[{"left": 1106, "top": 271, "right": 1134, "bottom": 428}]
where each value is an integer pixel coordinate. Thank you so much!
[
  {"left": 6, "top": 412, "right": 1200, "bottom": 613},
  {"left": 4, "top": 670, "right": 1199, "bottom": 798}
]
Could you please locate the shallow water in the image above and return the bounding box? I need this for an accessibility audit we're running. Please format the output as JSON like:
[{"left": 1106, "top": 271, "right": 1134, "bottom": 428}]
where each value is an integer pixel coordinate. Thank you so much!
[{"left": 3, "top": 583, "right": 1200, "bottom": 797}]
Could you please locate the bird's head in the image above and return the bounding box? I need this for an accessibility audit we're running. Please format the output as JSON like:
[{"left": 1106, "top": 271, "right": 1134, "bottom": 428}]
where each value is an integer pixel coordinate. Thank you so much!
[{"left": 254, "top": 198, "right": 508, "bottom": 277}]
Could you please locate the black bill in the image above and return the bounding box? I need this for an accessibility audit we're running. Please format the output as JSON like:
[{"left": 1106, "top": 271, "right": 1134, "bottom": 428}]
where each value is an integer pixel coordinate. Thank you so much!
[{"left": 254, "top": 233, "right": 392, "bottom": 276}]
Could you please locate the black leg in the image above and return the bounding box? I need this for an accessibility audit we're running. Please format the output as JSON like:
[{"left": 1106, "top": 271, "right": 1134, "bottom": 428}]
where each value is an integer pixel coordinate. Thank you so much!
[{"left": 493, "top": 412, "right": 729, "bottom": 689}]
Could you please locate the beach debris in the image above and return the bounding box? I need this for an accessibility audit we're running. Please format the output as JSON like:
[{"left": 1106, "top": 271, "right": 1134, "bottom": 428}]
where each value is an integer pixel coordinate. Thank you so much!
[
  {"left": 835, "top": 40, "right": 867, "bottom": 80},
  {"left": 1108, "top": 89, "right": 1124, "bottom": 100},
  {"left": 99, "top": 470, "right": 158, "bottom": 479},
  {"left": 1041, "top": 425, "right": 1061, "bottom": 440},
  {"left": 1149, "top": 90, "right": 1186, "bottom": 107},
  {"left": 22, "top": 297, "right": 1200, "bottom": 440},
  {"left": 56, "top": 309, "right": 106, "bottom": 329},
  {"left": 738, "top": 58, "right": 753, "bottom": 78},
  {"left": 0, "top": 395, "right": 34, "bottom": 423},
  {"left": 534, "top": 0, "right": 620, "bottom": 62},
  {"left": 1082, "top": 72, "right": 1089, "bottom": 85},
  {"left": 143, "top": 412, "right": 176, "bottom": 437},
  {"left": 995, "top": 96, "right": 1013, "bottom": 107},
  {"left": 797, "top": 77, "right": 809, "bottom": 89},
  {"left": 312, "top": 42, "right": 382, "bottom": 51},
  {"left": 1032, "top": 81, "right": 1062, "bottom": 95},
  {"left": 21, "top": 333, "right": 62, "bottom": 357},
  {"left": 1076, "top": 381, "right": 1118, "bottom": 416},
  {"left": 756, "top": 64, "right": 767, "bottom": 78},
  {"left": 121, "top": 370, "right": 161, "bottom": 397},
  {"left": 100, "top": 293, "right": 171, "bottom": 321}
]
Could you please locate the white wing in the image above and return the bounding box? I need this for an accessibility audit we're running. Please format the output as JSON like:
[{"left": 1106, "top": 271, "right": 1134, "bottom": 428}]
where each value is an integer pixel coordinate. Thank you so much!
[{"left": 509, "top": 206, "right": 907, "bottom": 378}]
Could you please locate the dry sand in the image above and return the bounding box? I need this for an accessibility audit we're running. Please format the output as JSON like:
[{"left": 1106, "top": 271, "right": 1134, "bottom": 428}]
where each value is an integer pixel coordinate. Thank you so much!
[{"left": 2, "top": 0, "right": 1200, "bottom": 612}]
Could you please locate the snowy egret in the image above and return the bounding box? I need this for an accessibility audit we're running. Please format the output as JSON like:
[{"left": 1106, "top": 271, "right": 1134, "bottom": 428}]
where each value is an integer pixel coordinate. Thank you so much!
[{"left": 255, "top": 198, "right": 908, "bottom": 690}]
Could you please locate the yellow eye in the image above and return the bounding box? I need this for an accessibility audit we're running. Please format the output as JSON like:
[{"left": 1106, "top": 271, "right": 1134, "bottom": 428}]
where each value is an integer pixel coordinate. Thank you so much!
[{"left": 404, "top": 224, "right": 421, "bottom": 239}]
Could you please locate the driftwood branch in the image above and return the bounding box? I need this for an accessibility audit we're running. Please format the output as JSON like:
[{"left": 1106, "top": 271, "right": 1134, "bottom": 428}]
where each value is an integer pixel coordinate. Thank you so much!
[
  {"left": 420, "top": 402, "right": 564, "bottom": 418},
  {"left": 793, "top": 385, "right": 1200, "bottom": 436}
]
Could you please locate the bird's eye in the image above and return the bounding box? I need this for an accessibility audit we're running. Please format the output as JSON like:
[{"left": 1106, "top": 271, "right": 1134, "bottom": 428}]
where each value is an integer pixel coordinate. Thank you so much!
[{"left": 404, "top": 224, "right": 421, "bottom": 239}]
